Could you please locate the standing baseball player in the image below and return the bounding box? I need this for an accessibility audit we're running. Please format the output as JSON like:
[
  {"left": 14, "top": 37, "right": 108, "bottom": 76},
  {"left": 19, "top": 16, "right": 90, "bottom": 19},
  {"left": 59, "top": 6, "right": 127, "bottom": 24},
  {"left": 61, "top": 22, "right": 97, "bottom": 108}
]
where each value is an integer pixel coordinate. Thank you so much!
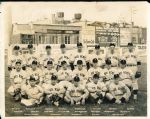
[
  {"left": 56, "top": 44, "right": 71, "bottom": 71},
  {"left": 8, "top": 45, "right": 26, "bottom": 71},
  {"left": 86, "top": 74, "right": 107, "bottom": 105},
  {"left": 64, "top": 76, "right": 89, "bottom": 105},
  {"left": 8, "top": 61, "right": 27, "bottom": 101},
  {"left": 105, "top": 43, "right": 120, "bottom": 68},
  {"left": 21, "top": 76, "right": 44, "bottom": 107},
  {"left": 106, "top": 74, "right": 131, "bottom": 104},
  {"left": 57, "top": 60, "right": 72, "bottom": 82},
  {"left": 72, "top": 60, "right": 88, "bottom": 85},
  {"left": 43, "top": 75, "right": 67, "bottom": 106}
]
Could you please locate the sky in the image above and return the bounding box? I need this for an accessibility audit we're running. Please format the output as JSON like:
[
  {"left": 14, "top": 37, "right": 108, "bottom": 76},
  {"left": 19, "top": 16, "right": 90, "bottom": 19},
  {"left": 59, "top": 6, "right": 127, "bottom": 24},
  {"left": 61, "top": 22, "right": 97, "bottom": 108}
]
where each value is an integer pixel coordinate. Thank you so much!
[{"left": 3, "top": 2, "right": 149, "bottom": 27}]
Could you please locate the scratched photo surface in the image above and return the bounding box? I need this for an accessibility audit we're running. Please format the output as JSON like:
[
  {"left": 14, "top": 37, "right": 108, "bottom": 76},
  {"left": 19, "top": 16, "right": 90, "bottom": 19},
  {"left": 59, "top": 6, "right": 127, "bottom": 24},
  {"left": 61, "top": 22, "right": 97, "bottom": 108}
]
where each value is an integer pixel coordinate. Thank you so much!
[{"left": 3, "top": 2, "right": 147, "bottom": 116}]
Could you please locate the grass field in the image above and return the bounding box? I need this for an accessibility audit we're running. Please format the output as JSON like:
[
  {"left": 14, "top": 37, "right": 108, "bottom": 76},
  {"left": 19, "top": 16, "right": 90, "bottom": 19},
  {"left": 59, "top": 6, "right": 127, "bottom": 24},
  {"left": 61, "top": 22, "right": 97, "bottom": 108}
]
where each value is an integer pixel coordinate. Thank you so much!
[{"left": 5, "top": 55, "right": 147, "bottom": 116}]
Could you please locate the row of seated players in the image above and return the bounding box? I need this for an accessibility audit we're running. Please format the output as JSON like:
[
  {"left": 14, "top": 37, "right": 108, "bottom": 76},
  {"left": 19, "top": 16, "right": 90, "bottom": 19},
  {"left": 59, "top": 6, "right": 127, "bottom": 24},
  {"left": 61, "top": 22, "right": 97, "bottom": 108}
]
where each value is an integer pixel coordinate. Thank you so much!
[{"left": 8, "top": 58, "right": 141, "bottom": 107}]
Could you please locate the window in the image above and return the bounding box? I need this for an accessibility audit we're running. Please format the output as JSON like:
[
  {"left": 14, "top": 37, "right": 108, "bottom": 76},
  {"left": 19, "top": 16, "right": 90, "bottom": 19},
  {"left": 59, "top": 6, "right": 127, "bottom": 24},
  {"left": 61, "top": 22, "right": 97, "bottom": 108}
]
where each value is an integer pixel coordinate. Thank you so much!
[{"left": 65, "top": 36, "right": 70, "bottom": 44}]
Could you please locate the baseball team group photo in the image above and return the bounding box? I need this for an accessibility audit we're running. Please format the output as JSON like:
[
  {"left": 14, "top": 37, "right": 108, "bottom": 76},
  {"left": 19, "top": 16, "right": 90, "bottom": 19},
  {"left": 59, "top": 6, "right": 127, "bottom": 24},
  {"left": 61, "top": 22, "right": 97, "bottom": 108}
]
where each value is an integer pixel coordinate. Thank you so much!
[{"left": 4, "top": 2, "right": 147, "bottom": 116}]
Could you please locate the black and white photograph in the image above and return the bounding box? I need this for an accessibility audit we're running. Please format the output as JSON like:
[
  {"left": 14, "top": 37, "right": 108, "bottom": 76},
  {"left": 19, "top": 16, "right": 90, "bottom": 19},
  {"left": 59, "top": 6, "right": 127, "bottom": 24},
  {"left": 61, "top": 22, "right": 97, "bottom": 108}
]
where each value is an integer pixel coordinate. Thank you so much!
[{"left": 2, "top": 2, "right": 148, "bottom": 117}]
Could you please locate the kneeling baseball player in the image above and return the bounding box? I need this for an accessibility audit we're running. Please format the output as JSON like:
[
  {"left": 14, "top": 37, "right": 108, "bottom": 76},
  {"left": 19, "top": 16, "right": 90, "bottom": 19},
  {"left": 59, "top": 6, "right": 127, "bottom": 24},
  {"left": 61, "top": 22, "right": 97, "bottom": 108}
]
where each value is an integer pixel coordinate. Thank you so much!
[
  {"left": 106, "top": 74, "right": 131, "bottom": 104},
  {"left": 64, "top": 76, "right": 89, "bottom": 105}
]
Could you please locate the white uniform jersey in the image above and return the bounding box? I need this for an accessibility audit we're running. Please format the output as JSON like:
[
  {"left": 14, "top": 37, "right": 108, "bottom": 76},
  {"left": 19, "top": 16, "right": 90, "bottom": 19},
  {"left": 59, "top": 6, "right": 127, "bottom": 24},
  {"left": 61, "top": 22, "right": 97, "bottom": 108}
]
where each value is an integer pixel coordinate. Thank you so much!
[
  {"left": 40, "top": 54, "right": 56, "bottom": 67},
  {"left": 25, "top": 52, "right": 40, "bottom": 66},
  {"left": 106, "top": 51, "right": 120, "bottom": 67},
  {"left": 87, "top": 53, "right": 105, "bottom": 67},
  {"left": 42, "top": 68, "right": 57, "bottom": 83},
  {"left": 71, "top": 51, "right": 87, "bottom": 66},
  {"left": 57, "top": 68, "right": 72, "bottom": 82},
  {"left": 72, "top": 68, "right": 88, "bottom": 84},
  {"left": 88, "top": 67, "right": 103, "bottom": 79},
  {"left": 56, "top": 52, "right": 71, "bottom": 66},
  {"left": 67, "top": 83, "right": 86, "bottom": 97},
  {"left": 10, "top": 70, "right": 27, "bottom": 81},
  {"left": 8, "top": 54, "right": 26, "bottom": 68},
  {"left": 123, "top": 51, "right": 138, "bottom": 65},
  {"left": 108, "top": 81, "right": 129, "bottom": 96},
  {"left": 118, "top": 67, "right": 134, "bottom": 79}
]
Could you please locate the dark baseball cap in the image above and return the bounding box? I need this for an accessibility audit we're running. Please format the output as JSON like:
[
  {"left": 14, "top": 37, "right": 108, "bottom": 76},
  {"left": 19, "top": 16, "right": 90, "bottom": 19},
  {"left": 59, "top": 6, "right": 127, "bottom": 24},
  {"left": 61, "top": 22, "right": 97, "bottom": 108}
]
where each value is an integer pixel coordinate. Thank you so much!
[
  {"left": 47, "top": 60, "right": 53, "bottom": 65},
  {"left": 109, "top": 43, "right": 115, "bottom": 47},
  {"left": 128, "top": 43, "right": 133, "bottom": 46},
  {"left": 28, "top": 44, "right": 33, "bottom": 49},
  {"left": 77, "top": 60, "right": 83, "bottom": 65},
  {"left": 29, "top": 76, "right": 36, "bottom": 81},
  {"left": 16, "top": 60, "right": 21, "bottom": 64},
  {"left": 93, "top": 58, "right": 98, "bottom": 63},
  {"left": 95, "top": 44, "right": 100, "bottom": 49},
  {"left": 114, "top": 74, "right": 119, "bottom": 79},
  {"left": 61, "top": 60, "right": 67, "bottom": 65},
  {"left": 51, "top": 75, "right": 57, "bottom": 80},
  {"left": 60, "top": 44, "right": 65, "bottom": 48},
  {"left": 13, "top": 46, "right": 20, "bottom": 50},
  {"left": 77, "top": 42, "right": 83, "bottom": 47},
  {"left": 74, "top": 76, "right": 80, "bottom": 82},
  {"left": 120, "top": 60, "right": 126, "bottom": 65},
  {"left": 32, "top": 60, "right": 38, "bottom": 65},
  {"left": 93, "top": 74, "right": 99, "bottom": 79},
  {"left": 105, "top": 59, "right": 111, "bottom": 65},
  {"left": 46, "top": 45, "right": 51, "bottom": 49}
]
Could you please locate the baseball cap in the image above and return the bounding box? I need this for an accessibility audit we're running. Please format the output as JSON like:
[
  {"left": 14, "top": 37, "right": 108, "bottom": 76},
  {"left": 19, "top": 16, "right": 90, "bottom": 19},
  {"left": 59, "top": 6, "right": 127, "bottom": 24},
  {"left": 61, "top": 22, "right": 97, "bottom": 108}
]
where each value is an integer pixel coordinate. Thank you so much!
[
  {"left": 114, "top": 74, "right": 119, "bottom": 79},
  {"left": 109, "top": 43, "right": 115, "bottom": 47},
  {"left": 120, "top": 60, "right": 126, "bottom": 65},
  {"left": 47, "top": 60, "right": 53, "bottom": 65},
  {"left": 93, "top": 58, "right": 98, "bottom": 63},
  {"left": 95, "top": 44, "right": 100, "bottom": 49},
  {"left": 93, "top": 74, "right": 99, "bottom": 79},
  {"left": 51, "top": 75, "right": 57, "bottom": 80},
  {"left": 74, "top": 76, "right": 80, "bottom": 82},
  {"left": 77, "top": 42, "right": 83, "bottom": 47},
  {"left": 105, "top": 59, "right": 111, "bottom": 65},
  {"left": 46, "top": 45, "right": 51, "bottom": 49},
  {"left": 61, "top": 60, "right": 67, "bottom": 65},
  {"left": 16, "top": 60, "right": 21, "bottom": 64},
  {"left": 77, "top": 60, "right": 83, "bottom": 65},
  {"left": 13, "top": 45, "right": 20, "bottom": 50},
  {"left": 60, "top": 44, "right": 65, "bottom": 48},
  {"left": 28, "top": 44, "right": 33, "bottom": 49},
  {"left": 29, "top": 76, "right": 36, "bottom": 81},
  {"left": 128, "top": 43, "right": 133, "bottom": 46},
  {"left": 32, "top": 60, "right": 38, "bottom": 65}
]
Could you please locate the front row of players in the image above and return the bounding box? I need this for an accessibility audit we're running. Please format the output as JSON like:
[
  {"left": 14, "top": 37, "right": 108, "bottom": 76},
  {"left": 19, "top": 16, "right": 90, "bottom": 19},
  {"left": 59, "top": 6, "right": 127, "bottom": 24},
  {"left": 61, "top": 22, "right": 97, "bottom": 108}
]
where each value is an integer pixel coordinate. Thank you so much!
[{"left": 8, "top": 59, "right": 141, "bottom": 107}]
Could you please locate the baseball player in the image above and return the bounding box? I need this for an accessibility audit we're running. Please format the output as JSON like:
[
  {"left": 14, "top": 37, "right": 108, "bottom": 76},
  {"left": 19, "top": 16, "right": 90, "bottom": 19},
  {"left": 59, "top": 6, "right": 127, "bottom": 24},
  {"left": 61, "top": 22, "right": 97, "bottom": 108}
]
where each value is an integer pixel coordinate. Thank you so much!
[
  {"left": 72, "top": 60, "right": 88, "bottom": 85},
  {"left": 41, "top": 60, "right": 57, "bottom": 85},
  {"left": 105, "top": 43, "right": 120, "bottom": 68},
  {"left": 106, "top": 74, "right": 131, "bottom": 104},
  {"left": 43, "top": 75, "right": 67, "bottom": 106},
  {"left": 57, "top": 61, "right": 72, "bottom": 82},
  {"left": 25, "top": 44, "right": 40, "bottom": 69},
  {"left": 88, "top": 58, "right": 103, "bottom": 82},
  {"left": 8, "top": 61, "right": 27, "bottom": 101},
  {"left": 64, "top": 76, "right": 89, "bottom": 105},
  {"left": 40, "top": 45, "right": 56, "bottom": 69},
  {"left": 123, "top": 43, "right": 141, "bottom": 75},
  {"left": 26, "top": 60, "right": 43, "bottom": 85},
  {"left": 86, "top": 74, "right": 107, "bottom": 105},
  {"left": 21, "top": 76, "right": 44, "bottom": 107},
  {"left": 87, "top": 44, "right": 105, "bottom": 69},
  {"left": 70, "top": 42, "right": 87, "bottom": 70},
  {"left": 8, "top": 45, "right": 26, "bottom": 71},
  {"left": 56, "top": 44, "right": 71, "bottom": 71}
]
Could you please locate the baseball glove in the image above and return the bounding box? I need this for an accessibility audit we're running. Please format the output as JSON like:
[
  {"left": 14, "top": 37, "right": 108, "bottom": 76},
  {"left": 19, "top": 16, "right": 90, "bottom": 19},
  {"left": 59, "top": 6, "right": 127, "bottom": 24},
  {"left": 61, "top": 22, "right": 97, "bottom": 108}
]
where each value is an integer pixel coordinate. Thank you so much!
[{"left": 135, "top": 71, "right": 141, "bottom": 78}]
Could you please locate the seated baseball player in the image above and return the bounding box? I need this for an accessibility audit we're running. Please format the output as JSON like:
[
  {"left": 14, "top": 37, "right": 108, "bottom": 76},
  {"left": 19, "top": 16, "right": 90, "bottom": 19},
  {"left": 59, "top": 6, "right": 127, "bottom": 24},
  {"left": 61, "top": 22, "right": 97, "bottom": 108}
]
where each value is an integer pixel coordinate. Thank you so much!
[
  {"left": 21, "top": 76, "right": 44, "bottom": 107},
  {"left": 64, "top": 76, "right": 89, "bottom": 106},
  {"left": 41, "top": 60, "right": 57, "bottom": 85},
  {"left": 43, "top": 75, "right": 66, "bottom": 106},
  {"left": 106, "top": 74, "right": 131, "bottom": 104},
  {"left": 57, "top": 60, "right": 72, "bottom": 82},
  {"left": 88, "top": 58, "right": 103, "bottom": 82},
  {"left": 86, "top": 74, "right": 107, "bottom": 105},
  {"left": 8, "top": 61, "right": 27, "bottom": 101}
]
